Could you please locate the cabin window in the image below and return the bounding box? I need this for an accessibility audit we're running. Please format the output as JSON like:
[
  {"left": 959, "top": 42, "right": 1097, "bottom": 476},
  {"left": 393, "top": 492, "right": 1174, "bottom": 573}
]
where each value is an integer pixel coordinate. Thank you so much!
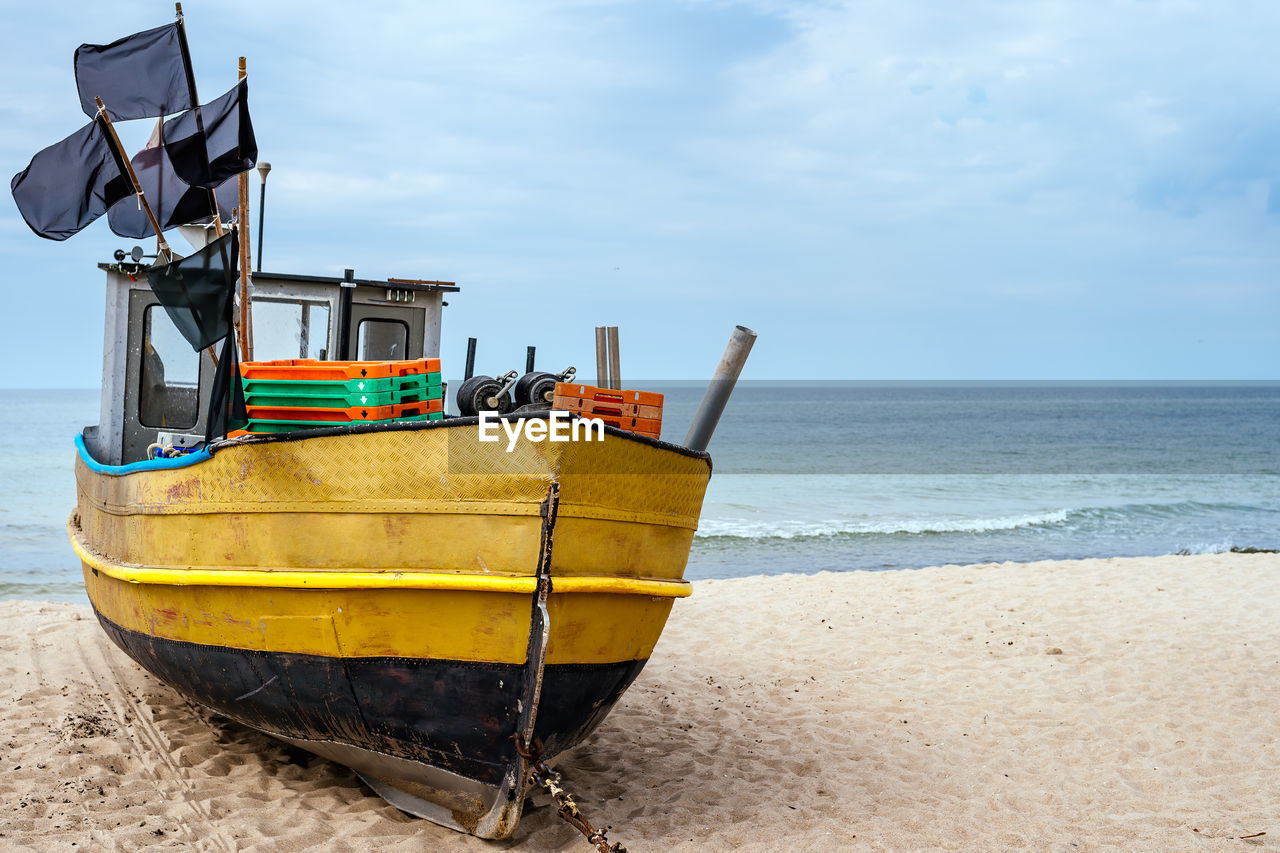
[
  {"left": 357, "top": 319, "right": 409, "bottom": 360},
  {"left": 252, "top": 299, "right": 331, "bottom": 361},
  {"left": 139, "top": 305, "right": 200, "bottom": 429}
]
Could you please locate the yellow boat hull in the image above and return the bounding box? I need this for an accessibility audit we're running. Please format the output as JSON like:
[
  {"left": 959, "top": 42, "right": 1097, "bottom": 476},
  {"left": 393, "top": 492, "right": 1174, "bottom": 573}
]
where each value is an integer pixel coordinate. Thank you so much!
[{"left": 71, "top": 419, "right": 711, "bottom": 838}]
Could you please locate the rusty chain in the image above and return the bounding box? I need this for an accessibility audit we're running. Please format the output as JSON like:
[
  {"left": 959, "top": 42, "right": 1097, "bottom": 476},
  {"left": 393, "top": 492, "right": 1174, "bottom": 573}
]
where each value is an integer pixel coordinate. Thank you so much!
[{"left": 514, "top": 734, "right": 628, "bottom": 853}]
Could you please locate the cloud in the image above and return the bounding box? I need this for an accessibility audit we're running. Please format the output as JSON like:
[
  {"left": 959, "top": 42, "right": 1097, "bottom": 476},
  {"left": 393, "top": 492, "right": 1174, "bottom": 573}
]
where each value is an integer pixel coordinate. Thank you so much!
[
  {"left": 0, "top": 0, "right": 1276, "bottom": 383},
  {"left": 712, "top": 1, "right": 1280, "bottom": 218}
]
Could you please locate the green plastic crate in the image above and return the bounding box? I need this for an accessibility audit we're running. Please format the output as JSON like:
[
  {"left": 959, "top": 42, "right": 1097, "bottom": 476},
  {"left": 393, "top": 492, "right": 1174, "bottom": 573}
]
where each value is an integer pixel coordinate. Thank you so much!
[
  {"left": 241, "top": 372, "right": 442, "bottom": 398},
  {"left": 244, "top": 386, "right": 436, "bottom": 408}
]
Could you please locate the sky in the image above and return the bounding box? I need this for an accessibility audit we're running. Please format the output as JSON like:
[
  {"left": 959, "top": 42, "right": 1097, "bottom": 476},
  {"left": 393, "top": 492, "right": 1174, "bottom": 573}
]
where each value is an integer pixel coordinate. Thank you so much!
[{"left": 0, "top": 0, "right": 1277, "bottom": 386}]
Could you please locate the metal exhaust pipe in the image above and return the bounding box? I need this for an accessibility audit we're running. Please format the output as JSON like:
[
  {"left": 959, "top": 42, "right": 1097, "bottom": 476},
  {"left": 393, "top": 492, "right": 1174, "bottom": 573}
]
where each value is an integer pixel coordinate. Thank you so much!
[
  {"left": 606, "top": 326, "right": 621, "bottom": 390},
  {"left": 684, "top": 325, "right": 757, "bottom": 452},
  {"left": 595, "top": 327, "right": 608, "bottom": 387},
  {"left": 464, "top": 337, "right": 477, "bottom": 380}
]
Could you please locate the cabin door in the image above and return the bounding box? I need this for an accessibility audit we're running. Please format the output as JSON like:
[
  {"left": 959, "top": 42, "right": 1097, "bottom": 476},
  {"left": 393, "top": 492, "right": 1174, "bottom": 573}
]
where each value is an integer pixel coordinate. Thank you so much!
[{"left": 122, "top": 291, "right": 216, "bottom": 463}]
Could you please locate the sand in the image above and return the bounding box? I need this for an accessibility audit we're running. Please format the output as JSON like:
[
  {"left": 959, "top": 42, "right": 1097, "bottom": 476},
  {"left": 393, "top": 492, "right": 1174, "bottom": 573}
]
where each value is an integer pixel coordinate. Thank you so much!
[{"left": 1, "top": 552, "right": 1276, "bottom": 851}]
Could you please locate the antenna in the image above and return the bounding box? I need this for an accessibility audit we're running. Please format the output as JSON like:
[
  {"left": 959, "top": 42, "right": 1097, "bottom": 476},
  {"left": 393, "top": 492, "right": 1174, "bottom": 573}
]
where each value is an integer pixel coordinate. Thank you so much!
[{"left": 256, "top": 161, "right": 271, "bottom": 272}]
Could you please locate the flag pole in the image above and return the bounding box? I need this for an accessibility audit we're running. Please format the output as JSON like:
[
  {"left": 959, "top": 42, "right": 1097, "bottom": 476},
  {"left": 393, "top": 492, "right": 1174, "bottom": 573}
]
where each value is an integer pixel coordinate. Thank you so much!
[
  {"left": 237, "top": 56, "right": 254, "bottom": 361},
  {"left": 172, "top": 3, "right": 222, "bottom": 369},
  {"left": 175, "top": 0, "right": 233, "bottom": 372},
  {"left": 94, "top": 98, "right": 171, "bottom": 262},
  {"left": 97, "top": 97, "right": 218, "bottom": 366},
  {"left": 174, "top": 3, "right": 224, "bottom": 239},
  {"left": 155, "top": 114, "right": 165, "bottom": 258}
]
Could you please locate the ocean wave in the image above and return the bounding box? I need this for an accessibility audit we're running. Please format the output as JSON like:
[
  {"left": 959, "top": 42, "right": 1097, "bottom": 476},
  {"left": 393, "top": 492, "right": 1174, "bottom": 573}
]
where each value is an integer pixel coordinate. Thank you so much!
[
  {"left": 1169, "top": 542, "right": 1279, "bottom": 556},
  {"left": 1172, "top": 540, "right": 1237, "bottom": 556},
  {"left": 0, "top": 580, "right": 88, "bottom": 602},
  {"left": 696, "top": 509, "right": 1071, "bottom": 540},
  {"left": 694, "top": 499, "right": 1275, "bottom": 541}
]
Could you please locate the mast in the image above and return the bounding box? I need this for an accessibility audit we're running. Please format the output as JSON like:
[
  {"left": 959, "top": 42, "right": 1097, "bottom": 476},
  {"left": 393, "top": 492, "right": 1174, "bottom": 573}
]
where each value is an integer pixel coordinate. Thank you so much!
[
  {"left": 172, "top": 2, "right": 228, "bottom": 367},
  {"left": 155, "top": 113, "right": 164, "bottom": 257},
  {"left": 175, "top": 1, "right": 243, "bottom": 371},
  {"left": 174, "top": 3, "right": 224, "bottom": 240},
  {"left": 237, "top": 56, "right": 254, "bottom": 361}
]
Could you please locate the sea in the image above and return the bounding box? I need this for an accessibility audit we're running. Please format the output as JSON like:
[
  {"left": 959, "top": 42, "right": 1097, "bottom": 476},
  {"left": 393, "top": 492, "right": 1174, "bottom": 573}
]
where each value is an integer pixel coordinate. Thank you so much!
[{"left": 1, "top": 382, "right": 1277, "bottom": 603}]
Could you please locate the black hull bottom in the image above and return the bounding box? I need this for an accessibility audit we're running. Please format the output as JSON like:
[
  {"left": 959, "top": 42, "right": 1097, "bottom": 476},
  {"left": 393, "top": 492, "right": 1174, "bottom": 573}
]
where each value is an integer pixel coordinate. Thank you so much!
[{"left": 95, "top": 611, "right": 646, "bottom": 789}]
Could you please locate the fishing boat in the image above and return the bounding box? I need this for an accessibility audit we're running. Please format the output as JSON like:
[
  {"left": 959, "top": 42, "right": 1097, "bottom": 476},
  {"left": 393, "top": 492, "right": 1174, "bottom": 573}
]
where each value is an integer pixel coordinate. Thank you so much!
[
  {"left": 68, "top": 257, "right": 717, "bottom": 837},
  {"left": 16, "top": 9, "right": 754, "bottom": 841}
]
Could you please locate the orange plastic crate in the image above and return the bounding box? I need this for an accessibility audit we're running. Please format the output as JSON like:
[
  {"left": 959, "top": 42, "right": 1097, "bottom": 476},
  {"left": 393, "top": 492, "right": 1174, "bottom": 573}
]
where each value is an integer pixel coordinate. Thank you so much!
[
  {"left": 552, "top": 382, "right": 664, "bottom": 438},
  {"left": 552, "top": 382, "right": 663, "bottom": 408},
  {"left": 245, "top": 398, "right": 442, "bottom": 423},
  {"left": 552, "top": 395, "right": 663, "bottom": 420},
  {"left": 241, "top": 358, "right": 441, "bottom": 382}
]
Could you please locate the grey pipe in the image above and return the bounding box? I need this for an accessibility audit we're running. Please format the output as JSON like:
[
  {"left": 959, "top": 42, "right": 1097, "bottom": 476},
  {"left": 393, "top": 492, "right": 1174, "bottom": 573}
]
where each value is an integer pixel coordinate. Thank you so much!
[
  {"left": 606, "top": 326, "right": 621, "bottom": 390},
  {"left": 255, "top": 162, "right": 270, "bottom": 271},
  {"left": 595, "top": 326, "right": 608, "bottom": 387},
  {"left": 684, "top": 325, "right": 757, "bottom": 452}
]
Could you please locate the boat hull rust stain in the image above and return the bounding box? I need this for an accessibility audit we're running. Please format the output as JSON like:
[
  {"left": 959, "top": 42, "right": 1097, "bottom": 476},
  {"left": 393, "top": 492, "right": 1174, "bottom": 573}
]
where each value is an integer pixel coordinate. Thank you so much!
[{"left": 70, "top": 422, "right": 711, "bottom": 838}]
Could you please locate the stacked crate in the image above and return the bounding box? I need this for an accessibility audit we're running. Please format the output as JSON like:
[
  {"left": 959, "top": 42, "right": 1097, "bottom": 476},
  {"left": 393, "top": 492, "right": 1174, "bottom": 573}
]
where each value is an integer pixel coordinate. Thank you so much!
[
  {"left": 551, "top": 383, "right": 663, "bottom": 440},
  {"left": 236, "top": 358, "right": 444, "bottom": 435}
]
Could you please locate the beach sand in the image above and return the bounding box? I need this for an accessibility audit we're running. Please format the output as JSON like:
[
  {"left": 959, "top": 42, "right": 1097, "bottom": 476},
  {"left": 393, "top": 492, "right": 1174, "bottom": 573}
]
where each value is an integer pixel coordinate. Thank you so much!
[{"left": 1, "top": 552, "right": 1276, "bottom": 851}]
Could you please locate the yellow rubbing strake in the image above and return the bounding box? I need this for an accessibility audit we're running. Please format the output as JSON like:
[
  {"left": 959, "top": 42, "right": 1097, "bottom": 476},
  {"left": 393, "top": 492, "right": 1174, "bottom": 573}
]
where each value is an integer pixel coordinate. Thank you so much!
[
  {"left": 79, "top": 561, "right": 678, "bottom": 664},
  {"left": 69, "top": 520, "right": 690, "bottom": 598}
]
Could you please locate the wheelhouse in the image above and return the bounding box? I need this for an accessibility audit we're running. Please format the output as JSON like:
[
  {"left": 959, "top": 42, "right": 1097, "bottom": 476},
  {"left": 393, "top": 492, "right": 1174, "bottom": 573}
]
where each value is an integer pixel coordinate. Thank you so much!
[{"left": 84, "top": 257, "right": 459, "bottom": 465}]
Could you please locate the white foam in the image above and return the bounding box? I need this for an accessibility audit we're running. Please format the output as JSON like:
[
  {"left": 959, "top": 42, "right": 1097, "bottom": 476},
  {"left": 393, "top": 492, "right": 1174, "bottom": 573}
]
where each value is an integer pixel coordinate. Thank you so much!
[
  {"left": 1170, "top": 538, "right": 1236, "bottom": 556},
  {"left": 696, "top": 509, "right": 1071, "bottom": 540}
]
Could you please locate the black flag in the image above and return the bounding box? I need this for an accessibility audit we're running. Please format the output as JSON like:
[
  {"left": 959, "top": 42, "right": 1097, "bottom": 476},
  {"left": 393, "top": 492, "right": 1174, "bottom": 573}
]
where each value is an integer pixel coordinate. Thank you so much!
[
  {"left": 166, "top": 79, "right": 257, "bottom": 189},
  {"left": 146, "top": 230, "right": 237, "bottom": 351},
  {"left": 74, "top": 23, "right": 194, "bottom": 121},
  {"left": 10, "top": 117, "right": 133, "bottom": 241},
  {"left": 146, "top": 231, "right": 246, "bottom": 440},
  {"left": 107, "top": 121, "right": 237, "bottom": 239}
]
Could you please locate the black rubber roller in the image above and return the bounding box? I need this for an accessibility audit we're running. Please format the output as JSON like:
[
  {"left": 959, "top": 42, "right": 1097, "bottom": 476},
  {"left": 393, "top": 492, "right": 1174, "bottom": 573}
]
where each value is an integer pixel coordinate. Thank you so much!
[
  {"left": 455, "top": 375, "right": 485, "bottom": 416},
  {"left": 457, "top": 375, "right": 512, "bottom": 415},
  {"left": 514, "top": 371, "right": 558, "bottom": 407}
]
